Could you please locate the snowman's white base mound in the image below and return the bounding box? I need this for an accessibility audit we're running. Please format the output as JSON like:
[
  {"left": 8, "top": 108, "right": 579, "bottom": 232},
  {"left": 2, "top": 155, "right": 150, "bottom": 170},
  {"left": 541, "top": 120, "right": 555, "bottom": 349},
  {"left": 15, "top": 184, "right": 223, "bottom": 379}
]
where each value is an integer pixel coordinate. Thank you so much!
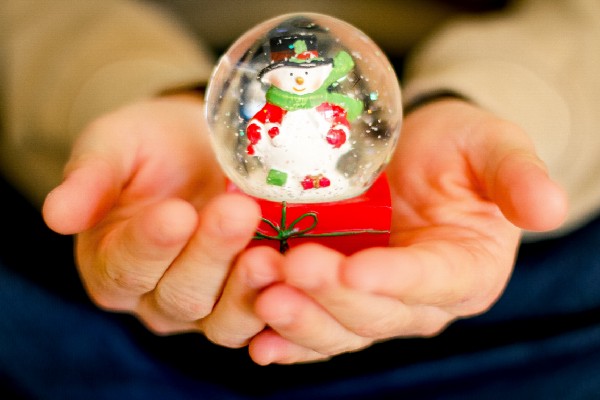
[{"left": 241, "top": 171, "right": 363, "bottom": 204}]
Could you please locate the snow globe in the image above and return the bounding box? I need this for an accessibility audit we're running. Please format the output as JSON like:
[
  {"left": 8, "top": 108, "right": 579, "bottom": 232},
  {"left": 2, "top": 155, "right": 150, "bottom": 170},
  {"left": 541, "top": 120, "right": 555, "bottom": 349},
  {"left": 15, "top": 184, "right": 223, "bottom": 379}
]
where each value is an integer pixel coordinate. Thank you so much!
[{"left": 205, "top": 13, "right": 402, "bottom": 254}]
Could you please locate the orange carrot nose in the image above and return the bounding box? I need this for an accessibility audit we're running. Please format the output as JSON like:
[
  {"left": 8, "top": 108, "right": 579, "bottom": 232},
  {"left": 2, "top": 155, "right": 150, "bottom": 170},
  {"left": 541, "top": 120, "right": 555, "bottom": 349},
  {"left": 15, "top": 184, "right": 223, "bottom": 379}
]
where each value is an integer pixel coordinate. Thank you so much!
[{"left": 295, "top": 76, "right": 304, "bottom": 84}]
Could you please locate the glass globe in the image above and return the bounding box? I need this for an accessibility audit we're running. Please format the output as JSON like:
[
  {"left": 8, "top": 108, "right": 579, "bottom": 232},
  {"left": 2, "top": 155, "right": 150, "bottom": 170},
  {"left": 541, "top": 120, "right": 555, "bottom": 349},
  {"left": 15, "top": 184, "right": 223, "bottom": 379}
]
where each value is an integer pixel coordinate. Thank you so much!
[{"left": 205, "top": 13, "right": 402, "bottom": 203}]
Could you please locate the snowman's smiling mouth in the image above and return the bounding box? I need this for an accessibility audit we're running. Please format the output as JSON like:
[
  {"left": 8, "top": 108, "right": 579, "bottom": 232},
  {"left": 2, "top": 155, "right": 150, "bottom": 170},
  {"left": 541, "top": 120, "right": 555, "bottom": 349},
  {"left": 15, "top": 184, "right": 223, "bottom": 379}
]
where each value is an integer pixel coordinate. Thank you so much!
[{"left": 293, "top": 86, "right": 306, "bottom": 92}]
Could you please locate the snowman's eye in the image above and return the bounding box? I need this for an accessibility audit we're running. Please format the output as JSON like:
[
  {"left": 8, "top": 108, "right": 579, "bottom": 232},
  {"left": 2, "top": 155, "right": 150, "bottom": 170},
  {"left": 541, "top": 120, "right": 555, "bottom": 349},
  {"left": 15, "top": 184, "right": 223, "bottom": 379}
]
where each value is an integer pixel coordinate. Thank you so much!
[
  {"left": 305, "top": 71, "right": 308, "bottom": 75},
  {"left": 289, "top": 72, "right": 293, "bottom": 77}
]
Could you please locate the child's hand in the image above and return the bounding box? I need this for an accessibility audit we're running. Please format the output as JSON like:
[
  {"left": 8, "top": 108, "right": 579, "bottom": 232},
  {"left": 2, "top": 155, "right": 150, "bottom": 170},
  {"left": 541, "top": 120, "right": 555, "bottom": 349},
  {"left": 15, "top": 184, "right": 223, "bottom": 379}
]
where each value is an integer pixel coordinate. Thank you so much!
[
  {"left": 42, "top": 96, "right": 267, "bottom": 346},
  {"left": 245, "top": 99, "right": 568, "bottom": 365}
]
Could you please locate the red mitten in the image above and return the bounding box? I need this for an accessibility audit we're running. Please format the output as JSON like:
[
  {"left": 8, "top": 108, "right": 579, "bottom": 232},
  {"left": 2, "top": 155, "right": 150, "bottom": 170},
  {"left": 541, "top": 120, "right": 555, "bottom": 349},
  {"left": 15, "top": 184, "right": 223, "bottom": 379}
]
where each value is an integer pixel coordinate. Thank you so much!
[
  {"left": 246, "top": 123, "right": 262, "bottom": 154},
  {"left": 247, "top": 123, "right": 261, "bottom": 144},
  {"left": 268, "top": 126, "right": 280, "bottom": 139},
  {"left": 326, "top": 128, "right": 346, "bottom": 148}
]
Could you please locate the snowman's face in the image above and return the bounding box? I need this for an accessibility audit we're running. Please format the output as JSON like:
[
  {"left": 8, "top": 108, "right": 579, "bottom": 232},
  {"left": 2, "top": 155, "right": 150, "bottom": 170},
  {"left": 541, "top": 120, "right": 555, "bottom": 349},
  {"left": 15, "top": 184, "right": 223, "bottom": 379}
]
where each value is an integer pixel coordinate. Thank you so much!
[{"left": 262, "top": 64, "right": 333, "bottom": 94}]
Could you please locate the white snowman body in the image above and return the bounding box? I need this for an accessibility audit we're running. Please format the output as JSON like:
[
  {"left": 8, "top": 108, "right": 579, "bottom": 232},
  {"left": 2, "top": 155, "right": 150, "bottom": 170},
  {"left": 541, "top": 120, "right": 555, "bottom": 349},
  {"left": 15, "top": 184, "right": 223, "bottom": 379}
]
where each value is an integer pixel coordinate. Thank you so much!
[
  {"left": 246, "top": 63, "right": 353, "bottom": 202},
  {"left": 254, "top": 106, "right": 351, "bottom": 198}
]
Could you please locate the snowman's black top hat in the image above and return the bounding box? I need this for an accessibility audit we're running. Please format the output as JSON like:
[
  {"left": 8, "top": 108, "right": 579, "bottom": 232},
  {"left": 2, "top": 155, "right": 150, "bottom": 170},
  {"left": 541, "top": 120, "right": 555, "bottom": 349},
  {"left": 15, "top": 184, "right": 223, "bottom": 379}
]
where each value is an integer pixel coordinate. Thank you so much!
[{"left": 258, "top": 34, "right": 333, "bottom": 79}]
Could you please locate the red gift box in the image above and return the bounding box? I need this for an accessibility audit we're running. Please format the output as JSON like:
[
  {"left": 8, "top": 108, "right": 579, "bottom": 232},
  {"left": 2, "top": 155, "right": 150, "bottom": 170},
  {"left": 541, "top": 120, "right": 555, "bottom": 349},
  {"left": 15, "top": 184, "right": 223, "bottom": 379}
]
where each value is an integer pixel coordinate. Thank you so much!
[{"left": 227, "top": 174, "right": 392, "bottom": 255}]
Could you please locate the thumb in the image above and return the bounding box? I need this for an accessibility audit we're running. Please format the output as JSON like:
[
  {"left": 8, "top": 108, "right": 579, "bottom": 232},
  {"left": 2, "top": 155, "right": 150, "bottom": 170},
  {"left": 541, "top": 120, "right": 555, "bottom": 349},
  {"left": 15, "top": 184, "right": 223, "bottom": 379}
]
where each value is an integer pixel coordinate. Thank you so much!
[
  {"left": 43, "top": 157, "right": 120, "bottom": 235},
  {"left": 488, "top": 151, "right": 568, "bottom": 232}
]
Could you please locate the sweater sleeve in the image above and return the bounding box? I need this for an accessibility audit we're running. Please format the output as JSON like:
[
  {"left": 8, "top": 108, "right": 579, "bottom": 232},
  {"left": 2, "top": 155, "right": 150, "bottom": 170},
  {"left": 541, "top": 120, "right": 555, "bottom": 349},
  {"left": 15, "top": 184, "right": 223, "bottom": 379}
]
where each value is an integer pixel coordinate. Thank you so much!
[
  {"left": 403, "top": 0, "right": 600, "bottom": 237},
  {"left": 0, "top": 0, "right": 215, "bottom": 206}
]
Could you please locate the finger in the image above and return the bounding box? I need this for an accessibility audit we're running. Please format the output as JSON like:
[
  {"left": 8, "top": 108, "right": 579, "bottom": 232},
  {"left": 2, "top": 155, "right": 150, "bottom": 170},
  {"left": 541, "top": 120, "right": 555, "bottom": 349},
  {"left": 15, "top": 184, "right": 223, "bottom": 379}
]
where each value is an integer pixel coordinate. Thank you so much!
[
  {"left": 471, "top": 120, "right": 568, "bottom": 232},
  {"left": 249, "top": 329, "right": 329, "bottom": 366},
  {"left": 342, "top": 241, "right": 513, "bottom": 316},
  {"left": 490, "top": 152, "right": 568, "bottom": 231},
  {"left": 80, "top": 198, "right": 198, "bottom": 310},
  {"left": 152, "top": 193, "right": 261, "bottom": 322},
  {"left": 254, "top": 282, "right": 372, "bottom": 360},
  {"left": 198, "top": 246, "right": 283, "bottom": 348},
  {"left": 131, "top": 249, "right": 280, "bottom": 337},
  {"left": 281, "top": 245, "right": 452, "bottom": 338},
  {"left": 43, "top": 157, "right": 121, "bottom": 234}
]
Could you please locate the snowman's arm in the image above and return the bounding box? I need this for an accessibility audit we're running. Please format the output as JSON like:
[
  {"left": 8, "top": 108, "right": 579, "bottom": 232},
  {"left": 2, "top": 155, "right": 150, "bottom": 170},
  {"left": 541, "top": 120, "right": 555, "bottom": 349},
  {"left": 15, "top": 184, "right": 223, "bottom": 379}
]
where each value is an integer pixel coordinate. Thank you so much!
[
  {"left": 317, "top": 103, "right": 351, "bottom": 129},
  {"left": 246, "top": 121, "right": 262, "bottom": 143},
  {"left": 317, "top": 103, "right": 351, "bottom": 149},
  {"left": 325, "top": 50, "right": 354, "bottom": 87},
  {"left": 246, "top": 102, "right": 287, "bottom": 154},
  {"left": 249, "top": 102, "right": 286, "bottom": 125},
  {"left": 244, "top": 121, "right": 260, "bottom": 155}
]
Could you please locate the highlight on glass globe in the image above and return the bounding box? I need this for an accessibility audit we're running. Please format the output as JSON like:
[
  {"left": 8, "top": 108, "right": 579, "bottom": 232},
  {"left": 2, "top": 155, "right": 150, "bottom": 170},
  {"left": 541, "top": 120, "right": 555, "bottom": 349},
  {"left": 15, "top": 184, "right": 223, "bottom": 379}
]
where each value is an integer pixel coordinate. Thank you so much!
[{"left": 205, "top": 13, "right": 402, "bottom": 204}]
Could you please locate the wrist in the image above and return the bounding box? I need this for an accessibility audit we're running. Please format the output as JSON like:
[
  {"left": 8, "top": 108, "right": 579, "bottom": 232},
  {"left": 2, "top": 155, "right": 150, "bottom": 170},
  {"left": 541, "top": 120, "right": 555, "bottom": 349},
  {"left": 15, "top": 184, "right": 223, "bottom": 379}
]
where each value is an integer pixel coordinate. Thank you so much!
[{"left": 403, "top": 90, "right": 469, "bottom": 115}]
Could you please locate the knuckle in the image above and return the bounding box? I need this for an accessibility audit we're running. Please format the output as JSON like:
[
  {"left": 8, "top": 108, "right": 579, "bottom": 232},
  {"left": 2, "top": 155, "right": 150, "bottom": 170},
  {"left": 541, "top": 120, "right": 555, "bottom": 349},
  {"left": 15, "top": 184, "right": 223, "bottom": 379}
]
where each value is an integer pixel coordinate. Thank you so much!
[
  {"left": 420, "top": 320, "right": 450, "bottom": 338},
  {"left": 454, "top": 279, "right": 505, "bottom": 317},
  {"left": 155, "top": 286, "right": 214, "bottom": 321},
  {"left": 204, "top": 328, "right": 249, "bottom": 349},
  {"left": 322, "top": 337, "right": 372, "bottom": 357},
  {"left": 104, "top": 267, "right": 157, "bottom": 294},
  {"left": 417, "top": 309, "right": 454, "bottom": 338},
  {"left": 352, "top": 317, "right": 398, "bottom": 339},
  {"left": 138, "top": 317, "right": 182, "bottom": 336},
  {"left": 459, "top": 295, "right": 497, "bottom": 317},
  {"left": 86, "top": 289, "right": 132, "bottom": 312},
  {"left": 87, "top": 292, "right": 122, "bottom": 311}
]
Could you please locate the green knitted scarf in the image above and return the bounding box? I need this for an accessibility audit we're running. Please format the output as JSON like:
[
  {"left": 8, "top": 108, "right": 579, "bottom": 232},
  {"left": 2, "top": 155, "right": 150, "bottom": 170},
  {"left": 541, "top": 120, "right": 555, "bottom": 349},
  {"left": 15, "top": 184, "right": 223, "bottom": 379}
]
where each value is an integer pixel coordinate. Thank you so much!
[{"left": 264, "top": 51, "right": 364, "bottom": 121}]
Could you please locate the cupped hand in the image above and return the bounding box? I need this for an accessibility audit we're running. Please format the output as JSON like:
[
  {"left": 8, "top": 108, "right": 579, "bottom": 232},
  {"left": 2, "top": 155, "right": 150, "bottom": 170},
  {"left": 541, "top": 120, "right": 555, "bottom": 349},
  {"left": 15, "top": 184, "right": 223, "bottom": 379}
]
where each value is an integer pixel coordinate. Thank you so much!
[
  {"left": 245, "top": 99, "right": 568, "bottom": 364},
  {"left": 42, "top": 95, "right": 267, "bottom": 346}
]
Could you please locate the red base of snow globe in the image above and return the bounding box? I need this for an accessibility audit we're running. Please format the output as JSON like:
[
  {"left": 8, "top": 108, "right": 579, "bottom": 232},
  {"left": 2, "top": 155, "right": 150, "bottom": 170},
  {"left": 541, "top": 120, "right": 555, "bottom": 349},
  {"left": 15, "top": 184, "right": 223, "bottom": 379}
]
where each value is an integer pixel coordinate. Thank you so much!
[{"left": 227, "top": 173, "right": 392, "bottom": 255}]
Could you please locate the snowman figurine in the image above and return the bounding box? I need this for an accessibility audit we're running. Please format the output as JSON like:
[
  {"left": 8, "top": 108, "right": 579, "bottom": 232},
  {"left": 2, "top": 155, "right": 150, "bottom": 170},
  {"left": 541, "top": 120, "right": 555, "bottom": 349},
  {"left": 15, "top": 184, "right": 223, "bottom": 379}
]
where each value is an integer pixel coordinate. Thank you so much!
[{"left": 245, "top": 34, "right": 363, "bottom": 202}]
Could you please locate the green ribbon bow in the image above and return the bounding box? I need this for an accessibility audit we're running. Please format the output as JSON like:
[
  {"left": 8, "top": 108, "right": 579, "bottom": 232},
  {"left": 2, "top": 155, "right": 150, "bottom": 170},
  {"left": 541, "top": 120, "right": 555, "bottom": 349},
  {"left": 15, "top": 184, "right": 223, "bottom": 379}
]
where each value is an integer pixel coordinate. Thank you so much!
[{"left": 254, "top": 202, "right": 390, "bottom": 253}]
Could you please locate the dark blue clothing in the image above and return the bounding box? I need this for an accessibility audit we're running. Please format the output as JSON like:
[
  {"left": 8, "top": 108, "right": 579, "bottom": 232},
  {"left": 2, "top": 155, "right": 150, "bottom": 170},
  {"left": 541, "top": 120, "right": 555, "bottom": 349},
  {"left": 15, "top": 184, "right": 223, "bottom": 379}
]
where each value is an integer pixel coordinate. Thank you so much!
[{"left": 1, "top": 177, "right": 599, "bottom": 399}]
